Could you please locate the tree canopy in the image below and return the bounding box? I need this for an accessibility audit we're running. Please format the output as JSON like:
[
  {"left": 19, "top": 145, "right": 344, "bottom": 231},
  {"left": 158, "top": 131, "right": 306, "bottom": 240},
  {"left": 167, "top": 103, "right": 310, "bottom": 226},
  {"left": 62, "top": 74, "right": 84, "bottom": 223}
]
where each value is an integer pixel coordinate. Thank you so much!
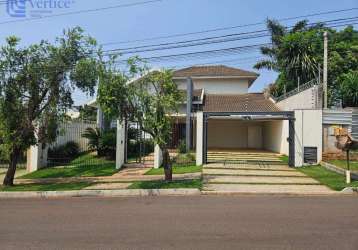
[
  {"left": 256, "top": 20, "right": 358, "bottom": 107},
  {"left": 0, "top": 27, "right": 99, "bottom": 185}
]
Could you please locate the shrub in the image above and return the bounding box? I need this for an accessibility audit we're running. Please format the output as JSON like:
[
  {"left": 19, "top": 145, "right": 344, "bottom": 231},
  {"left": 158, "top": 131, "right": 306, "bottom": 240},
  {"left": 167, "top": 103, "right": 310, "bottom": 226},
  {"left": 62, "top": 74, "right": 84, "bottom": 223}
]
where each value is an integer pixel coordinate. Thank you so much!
[
  {"left": 99, "top": 129, "right": 116, "bottom": 159},
  {"left": 174, "top": 153, "right": 195, "bottom": 165},
  {"left": 178, "top": 140, "right": 187, "bottom": 154},
  {"left": 48, "top": 141, "right": 80, "bottom": 159}
]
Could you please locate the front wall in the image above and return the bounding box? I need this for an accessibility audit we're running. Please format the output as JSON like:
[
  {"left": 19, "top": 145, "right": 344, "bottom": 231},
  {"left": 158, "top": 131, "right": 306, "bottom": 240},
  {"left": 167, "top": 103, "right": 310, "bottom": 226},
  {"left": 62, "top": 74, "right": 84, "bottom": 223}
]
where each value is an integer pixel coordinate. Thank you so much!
[
  {"left": 207, "top": 120, "right": 264, "bottom": 149},
  {"left": 294, "top": 110, "right": 323, "bottom": 166},
  {"left": 175, "top": 78, "right": 249, "bottom": 94},
  {"left": 263, "top": 120, "right": 289, "bottom": 155}
]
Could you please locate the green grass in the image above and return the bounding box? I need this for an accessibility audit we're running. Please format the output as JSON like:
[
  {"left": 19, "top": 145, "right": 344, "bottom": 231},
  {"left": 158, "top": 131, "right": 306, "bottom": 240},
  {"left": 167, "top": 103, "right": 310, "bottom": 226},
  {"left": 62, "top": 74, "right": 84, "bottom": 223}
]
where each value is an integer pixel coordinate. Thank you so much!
[
  {"left": 20, "top": 153, "right": 118, "bottom": 179},
  {"left": 145, "top": 165, "right": 202, "bottom": 175},
  {"left": 328, "top": 160, "right": 358, "bottom": 171},
  {"left": 0, "top": 182, "right": 91, "bottom": 192},
  {"left": 128, "top": 179, "right": 202, "bottom": 189},
  {"left": 298, "top": 165, "right": 358, "bottom": 191},
  {"left": 279, "top": 155, "right": 289, "bottom": 164}
]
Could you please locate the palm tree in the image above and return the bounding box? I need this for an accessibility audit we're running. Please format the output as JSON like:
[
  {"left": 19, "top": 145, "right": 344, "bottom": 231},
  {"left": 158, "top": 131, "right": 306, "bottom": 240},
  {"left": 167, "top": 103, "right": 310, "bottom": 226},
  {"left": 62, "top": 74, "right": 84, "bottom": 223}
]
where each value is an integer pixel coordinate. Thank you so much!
[{"left": 255, "top": 19, "right": 322, "bottom": 96}]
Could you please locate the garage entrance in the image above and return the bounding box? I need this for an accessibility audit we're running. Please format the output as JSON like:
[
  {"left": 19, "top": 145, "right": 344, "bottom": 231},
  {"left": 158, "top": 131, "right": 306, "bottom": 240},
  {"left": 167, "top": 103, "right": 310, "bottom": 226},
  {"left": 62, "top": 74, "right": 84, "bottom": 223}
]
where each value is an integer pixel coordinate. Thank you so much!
[{"left": 203, "top": 112, "right": 295, "bottom": 166}]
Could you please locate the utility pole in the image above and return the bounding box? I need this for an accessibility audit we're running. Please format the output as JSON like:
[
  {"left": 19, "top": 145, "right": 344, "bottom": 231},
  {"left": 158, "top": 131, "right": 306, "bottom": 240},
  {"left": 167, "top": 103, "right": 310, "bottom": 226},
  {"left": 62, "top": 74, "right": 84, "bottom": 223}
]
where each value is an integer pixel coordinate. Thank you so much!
[{"left": 323, "top": 31, "right": 328, "bottom": 109}]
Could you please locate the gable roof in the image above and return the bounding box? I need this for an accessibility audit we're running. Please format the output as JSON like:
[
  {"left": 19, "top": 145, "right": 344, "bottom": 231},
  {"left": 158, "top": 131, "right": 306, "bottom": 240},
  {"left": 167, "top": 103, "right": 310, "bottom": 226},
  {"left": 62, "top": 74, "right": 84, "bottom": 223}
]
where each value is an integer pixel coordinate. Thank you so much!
[
  {"left": 173, "top": 65, "right": 259, "bottom": 87},
  {"left": 173, "top": 65, "right": 259, "bottom": 78},
  {"left": 203, "top": 93, "right": 281, "bottom": 113}
]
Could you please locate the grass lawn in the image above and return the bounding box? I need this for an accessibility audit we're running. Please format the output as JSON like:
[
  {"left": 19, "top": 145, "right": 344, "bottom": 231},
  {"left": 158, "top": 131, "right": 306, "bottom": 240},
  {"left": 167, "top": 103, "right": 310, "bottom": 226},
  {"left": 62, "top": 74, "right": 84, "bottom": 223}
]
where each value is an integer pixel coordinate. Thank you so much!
[
  {"left": 279, "top": 155, "right": 289, "bottom": 164},
  {"left": 20, "top": 153, "right": 118, "bottom": 179},
  {"left": 328, "top": 160, "right": 358, "bottom": 171},
  {"left": 298, "top": 165, "right": 358, "bottom": 191},
  {"left": 128, "top": 179, "right": 202, "bottom": 189},
  {"left": 0, "top": 182, "right": 91, "bottom": 192},
  {"left": 145, "top": 165, "right": 202, "bottom": 175}
]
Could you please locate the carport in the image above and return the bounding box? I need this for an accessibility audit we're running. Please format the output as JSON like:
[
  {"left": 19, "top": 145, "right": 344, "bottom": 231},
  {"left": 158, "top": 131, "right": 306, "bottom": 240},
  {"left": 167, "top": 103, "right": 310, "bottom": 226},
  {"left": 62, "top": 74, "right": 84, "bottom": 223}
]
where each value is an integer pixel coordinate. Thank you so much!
[{"left": 198, "top": 111, "right": 295, "bottom": 167}]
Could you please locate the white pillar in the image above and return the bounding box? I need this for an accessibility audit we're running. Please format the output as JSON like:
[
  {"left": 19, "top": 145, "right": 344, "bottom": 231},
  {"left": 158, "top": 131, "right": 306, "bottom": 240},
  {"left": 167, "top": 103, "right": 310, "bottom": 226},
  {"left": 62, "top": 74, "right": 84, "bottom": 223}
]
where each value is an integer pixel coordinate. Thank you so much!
[
  {"left": 154, "top": 144, "right": 162, "bottom": 169},
  {"left": 196, "top": 112, "right": 204, "bottom": 166},
  {"left": 97, "top": 107, "right": 104, "bottom": 130},
  {"left": 116, "top": 120, "right": 125, "bottom": 169},
  {"left": 26, "top": 143, "right": 47, "bottom": 173},
  {"left": 294, "top": 110, "right": 323, "bottom": 167}
]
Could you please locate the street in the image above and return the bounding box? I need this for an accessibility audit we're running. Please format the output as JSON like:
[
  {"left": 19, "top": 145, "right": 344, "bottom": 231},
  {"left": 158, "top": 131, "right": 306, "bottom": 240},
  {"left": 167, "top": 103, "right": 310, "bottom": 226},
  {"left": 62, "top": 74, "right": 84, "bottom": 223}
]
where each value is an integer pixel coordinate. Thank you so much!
[{"left": 0, "top": 195, "right": 357, "bottom": 250}]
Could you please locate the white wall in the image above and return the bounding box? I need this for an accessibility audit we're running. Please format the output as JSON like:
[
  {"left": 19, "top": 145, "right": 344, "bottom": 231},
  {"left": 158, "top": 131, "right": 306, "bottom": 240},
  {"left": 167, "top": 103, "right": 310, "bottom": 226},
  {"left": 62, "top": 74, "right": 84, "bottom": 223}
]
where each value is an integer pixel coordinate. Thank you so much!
[
  {"left": 175, "top": 78, "right": 249, "bottom": 94},
  {"left": 276, "top": 86, "right": 321, "bottom": 111},
  {"left": 294, "top": 110, "right": 323, "bottom": 166},
  {"left": 263, "top": 120, "right": 289, "bottom": 155},
  {"left": 51, "top": 122, "right": 97, "bottom": 152},
  {"left": 207, "top": 120, "right": 264, "bottom": 149}
]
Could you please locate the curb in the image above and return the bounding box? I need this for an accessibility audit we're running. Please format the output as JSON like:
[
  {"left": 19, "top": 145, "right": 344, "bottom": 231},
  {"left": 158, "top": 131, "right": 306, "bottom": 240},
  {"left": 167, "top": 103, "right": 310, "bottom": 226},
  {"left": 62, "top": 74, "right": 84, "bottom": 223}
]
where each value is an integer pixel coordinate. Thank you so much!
[
  {"left": 0, "top": 188, "right": 201, "bottom": 199},
  {"left": 321, "top": 162, "right": 358, "bottom": 180},
  {"left": 341, "top": 187, "right": 358, "bottom": 194}
]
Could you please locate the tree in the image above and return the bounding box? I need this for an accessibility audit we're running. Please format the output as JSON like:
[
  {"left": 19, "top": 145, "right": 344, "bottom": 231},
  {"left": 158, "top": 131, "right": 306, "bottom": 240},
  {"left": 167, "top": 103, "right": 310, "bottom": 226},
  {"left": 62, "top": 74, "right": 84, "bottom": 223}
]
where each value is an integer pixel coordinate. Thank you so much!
[
  {"left": 339, "top": 71, "right": 358, "bottom": 107},
  {"left": 78, "top": 105, "right": 97, "bottom": 121},
  {"left": 256, "top": 20, "right": 358, "bottom": 106},
  {"left": 97, "top": 60, "right": 183, "bottom": 181},
  {"left": 0, "top": 27, "right": 99, "bottom": 186}
]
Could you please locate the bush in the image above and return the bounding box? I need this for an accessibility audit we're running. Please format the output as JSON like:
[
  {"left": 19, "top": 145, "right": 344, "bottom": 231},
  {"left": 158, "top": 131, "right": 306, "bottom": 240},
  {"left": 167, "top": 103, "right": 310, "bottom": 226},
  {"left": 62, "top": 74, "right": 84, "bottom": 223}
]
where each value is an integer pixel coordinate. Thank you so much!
[
  {"left": 178, "top": 140, "right": 187, "bottom": 154},
  {"left": 174, "top": 153, "right": 195, "bottom": 165},
  {"left": 48, "top": 141, "right": 80, "bottom": 159},
  {"left": 99, "top": 129, "right": 116, "bottom": 159},
  {"left": 81, "top": 127, "right": 117, "bottom": 159}
]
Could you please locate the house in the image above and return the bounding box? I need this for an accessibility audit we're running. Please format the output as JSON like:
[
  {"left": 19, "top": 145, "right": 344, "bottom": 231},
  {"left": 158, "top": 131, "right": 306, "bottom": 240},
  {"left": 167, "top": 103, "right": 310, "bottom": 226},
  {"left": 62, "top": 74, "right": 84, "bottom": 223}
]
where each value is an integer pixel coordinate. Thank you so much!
[{"left": 96, "top": 65, "right": 323, "bottom": 169}]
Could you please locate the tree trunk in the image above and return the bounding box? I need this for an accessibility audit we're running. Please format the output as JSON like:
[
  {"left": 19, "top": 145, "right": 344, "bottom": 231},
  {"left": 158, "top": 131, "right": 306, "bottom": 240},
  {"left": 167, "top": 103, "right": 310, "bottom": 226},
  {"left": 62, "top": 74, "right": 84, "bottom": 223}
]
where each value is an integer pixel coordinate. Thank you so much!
[
  {"left": 162, "top": 147, "right": 172, "bottom": 181},
  {"left": 3, "top": 149, "right": 20, "bottom": 186}
]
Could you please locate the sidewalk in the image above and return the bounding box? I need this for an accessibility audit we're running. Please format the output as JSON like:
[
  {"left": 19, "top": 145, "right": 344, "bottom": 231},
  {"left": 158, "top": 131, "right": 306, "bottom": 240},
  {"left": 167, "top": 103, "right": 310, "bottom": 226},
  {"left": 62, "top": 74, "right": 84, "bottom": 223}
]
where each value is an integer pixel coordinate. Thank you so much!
[{"left": 15, "top": 167, "right": 201, "bottom": 185}]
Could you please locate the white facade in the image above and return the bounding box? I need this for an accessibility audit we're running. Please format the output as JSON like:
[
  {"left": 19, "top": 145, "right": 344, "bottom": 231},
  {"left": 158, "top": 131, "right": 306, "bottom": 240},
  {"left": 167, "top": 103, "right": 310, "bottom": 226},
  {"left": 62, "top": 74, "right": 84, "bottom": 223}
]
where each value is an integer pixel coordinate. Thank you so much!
[{"left": 175, "top": 77, "right": 250, "bottom": 94}]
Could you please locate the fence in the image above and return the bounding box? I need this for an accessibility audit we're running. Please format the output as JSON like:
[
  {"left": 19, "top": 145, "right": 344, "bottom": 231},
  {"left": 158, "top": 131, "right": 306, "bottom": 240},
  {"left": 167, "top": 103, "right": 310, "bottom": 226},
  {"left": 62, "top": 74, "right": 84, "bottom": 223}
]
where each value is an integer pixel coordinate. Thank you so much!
[
  {"left": 50, "top": 121, "right": 97, "bottom": 152},
  {"left": 0, "top": 151, "right": 27, "bottom": 170},
  {"left": 46, "top": 121, "right": 112, "bottom": 168},
  {"left": 272, "top": 79, "right": 320, "bottom": 103}
]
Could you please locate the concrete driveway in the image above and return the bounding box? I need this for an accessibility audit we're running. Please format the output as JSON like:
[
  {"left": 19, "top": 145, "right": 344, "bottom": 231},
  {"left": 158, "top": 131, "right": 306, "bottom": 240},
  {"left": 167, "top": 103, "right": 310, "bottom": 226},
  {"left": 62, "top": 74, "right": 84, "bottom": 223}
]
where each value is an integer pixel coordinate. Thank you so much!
[
  {"left": 203, "top": 163, "right": 336, "bottom": 195},
  {"left": 0, "top": 169, "right": 27, "bottom": 184}
]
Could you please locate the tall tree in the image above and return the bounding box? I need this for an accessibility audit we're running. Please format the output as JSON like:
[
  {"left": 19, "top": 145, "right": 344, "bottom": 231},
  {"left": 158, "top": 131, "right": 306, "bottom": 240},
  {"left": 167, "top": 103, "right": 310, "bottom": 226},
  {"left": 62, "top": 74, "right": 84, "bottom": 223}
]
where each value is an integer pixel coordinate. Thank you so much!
[
  {"left": 97, "top": 60, "right": 182, "bottom": 181},
  {"left": 256, "top": 20, "right": 358, "bottom": 107},
  {"left": 0, "top": 27, "right": 99, "bottom": 186}
]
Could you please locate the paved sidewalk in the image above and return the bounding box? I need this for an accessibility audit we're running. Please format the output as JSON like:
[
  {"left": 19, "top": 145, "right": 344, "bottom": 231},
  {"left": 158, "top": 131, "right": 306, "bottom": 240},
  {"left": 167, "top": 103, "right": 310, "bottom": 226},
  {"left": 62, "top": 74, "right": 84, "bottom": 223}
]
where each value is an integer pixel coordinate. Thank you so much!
[{"left": 14, "top": 167, "right": 201, "bottom": 185}]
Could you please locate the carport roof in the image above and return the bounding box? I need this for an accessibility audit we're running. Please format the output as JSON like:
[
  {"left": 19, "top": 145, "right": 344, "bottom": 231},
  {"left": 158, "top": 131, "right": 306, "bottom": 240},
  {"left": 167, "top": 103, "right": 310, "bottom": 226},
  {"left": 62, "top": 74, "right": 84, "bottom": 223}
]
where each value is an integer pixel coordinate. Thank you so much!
[{"left": 203, "top": 93, "right": 281, "bottom": 112}]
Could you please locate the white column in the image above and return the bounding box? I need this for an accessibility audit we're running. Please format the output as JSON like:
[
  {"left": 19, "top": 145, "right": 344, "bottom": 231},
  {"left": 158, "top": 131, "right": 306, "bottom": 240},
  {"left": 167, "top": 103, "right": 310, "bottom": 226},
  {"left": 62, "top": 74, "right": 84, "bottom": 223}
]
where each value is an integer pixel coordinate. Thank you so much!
[
  {"left": 294, "top": 110, "right": 323, "bottom": 167},
  {"left": 154, "top": 144, "right": 162, "bottom": 169},
  {"left": 26, "top": 143, "right": 47, "bottom": 173},
  {"left": 196, "top": 111, "right": 204, "bottom": 166},
  {"left": 97, "top": 107, "right": 104, "bottom": 130},
  {"left": 116, "top": 119, "right": 126, "bottom": 169}
]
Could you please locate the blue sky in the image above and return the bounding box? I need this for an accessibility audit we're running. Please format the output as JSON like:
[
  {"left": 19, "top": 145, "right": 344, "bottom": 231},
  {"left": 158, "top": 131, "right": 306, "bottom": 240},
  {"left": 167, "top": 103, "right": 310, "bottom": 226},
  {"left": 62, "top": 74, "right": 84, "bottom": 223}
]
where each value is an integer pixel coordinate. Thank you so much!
[{"left": 0, "top": 0, "right": 357, "bottom": 105}]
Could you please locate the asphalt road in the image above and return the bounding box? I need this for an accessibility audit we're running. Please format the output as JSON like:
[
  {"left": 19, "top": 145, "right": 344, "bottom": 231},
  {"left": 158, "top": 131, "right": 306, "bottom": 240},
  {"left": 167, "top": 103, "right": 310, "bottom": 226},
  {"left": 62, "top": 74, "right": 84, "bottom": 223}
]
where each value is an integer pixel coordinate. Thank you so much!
[{"left": 0, "top": 195, "right": 358, "bottom": 250}]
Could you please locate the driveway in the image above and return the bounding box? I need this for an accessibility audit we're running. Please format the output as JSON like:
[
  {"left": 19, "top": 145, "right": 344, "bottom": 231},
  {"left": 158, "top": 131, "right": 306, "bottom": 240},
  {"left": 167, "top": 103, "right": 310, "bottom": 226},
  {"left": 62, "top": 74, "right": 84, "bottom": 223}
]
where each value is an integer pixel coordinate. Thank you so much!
[{"left": 203, "top": 163, "right": 336, "bottom": 194}]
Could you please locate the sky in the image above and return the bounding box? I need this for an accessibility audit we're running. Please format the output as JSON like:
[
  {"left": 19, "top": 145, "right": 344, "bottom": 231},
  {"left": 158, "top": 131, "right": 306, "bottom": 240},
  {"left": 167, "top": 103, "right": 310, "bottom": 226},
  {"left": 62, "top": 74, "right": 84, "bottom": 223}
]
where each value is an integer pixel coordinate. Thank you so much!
[{"left": 0, "top": 0, "right": 357, "bottom": 105}]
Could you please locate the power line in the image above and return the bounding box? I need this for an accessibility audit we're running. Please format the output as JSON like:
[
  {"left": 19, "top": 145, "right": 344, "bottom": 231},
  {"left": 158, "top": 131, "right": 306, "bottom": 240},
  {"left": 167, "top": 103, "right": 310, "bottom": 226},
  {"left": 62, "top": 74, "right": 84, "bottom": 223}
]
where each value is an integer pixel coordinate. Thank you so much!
[
  {"left": 0, "top": 0, "right": 163, "bottom": 25},
  {"left": 103, "top": 17, "right": 358, "bottom": 55},
  {"left": 113, "top": 43, "right": 267, "bottom": 64},
  {"left": 101, "top": 7, "right": 358, "bottom": 46}
]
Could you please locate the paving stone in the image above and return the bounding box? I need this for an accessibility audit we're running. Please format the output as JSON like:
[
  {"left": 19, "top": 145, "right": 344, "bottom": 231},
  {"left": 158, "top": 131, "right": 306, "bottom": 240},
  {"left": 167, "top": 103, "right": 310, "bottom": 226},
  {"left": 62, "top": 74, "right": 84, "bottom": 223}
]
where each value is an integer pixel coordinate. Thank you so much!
[
  {"left": 203, "top": 168, "right": 306, "bottom": 177},
  {"left": 205, "top": 175, "right": 319, "bottom": 184},
  {"left": 202, "top": 184, "right": 337, "bottom": 195},
  {"left": 84, "top": 183, "right": 132, "bottom": 190}
]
